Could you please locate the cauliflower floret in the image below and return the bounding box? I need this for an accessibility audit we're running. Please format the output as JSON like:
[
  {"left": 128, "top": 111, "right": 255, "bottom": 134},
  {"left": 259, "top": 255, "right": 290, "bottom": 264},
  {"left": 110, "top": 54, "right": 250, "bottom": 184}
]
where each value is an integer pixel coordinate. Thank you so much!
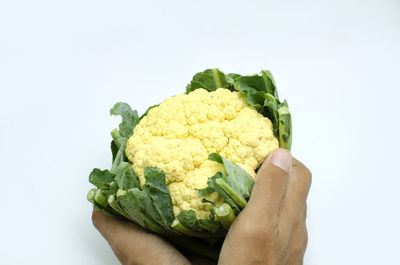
[{"left": 125, "top": 88, "right": 279, "bottom": 218}]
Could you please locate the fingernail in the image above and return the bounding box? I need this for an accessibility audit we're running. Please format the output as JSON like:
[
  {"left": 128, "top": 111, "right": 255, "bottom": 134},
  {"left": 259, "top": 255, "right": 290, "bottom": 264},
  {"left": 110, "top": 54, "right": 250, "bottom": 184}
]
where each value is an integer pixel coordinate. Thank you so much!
[{"left": 271, "top": 149, "right": 292, "bottom": 172}]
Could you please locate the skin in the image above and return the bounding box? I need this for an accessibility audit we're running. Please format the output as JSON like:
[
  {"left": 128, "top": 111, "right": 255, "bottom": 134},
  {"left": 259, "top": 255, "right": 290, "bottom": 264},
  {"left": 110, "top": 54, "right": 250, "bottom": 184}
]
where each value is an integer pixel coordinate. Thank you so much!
[{"left": 92, "top": 149, "right": 311, "bottom": 265}]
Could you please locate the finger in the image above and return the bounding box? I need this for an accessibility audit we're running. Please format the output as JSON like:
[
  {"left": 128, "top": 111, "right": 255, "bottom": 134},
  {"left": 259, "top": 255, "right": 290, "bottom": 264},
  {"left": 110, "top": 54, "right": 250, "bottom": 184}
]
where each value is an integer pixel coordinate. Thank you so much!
[
  {"left": 92, "top": 208, "right": 152, "bottom": 264},
  {"left": 285, "top": 211, "right": 308, "bottom": 265},
  {"left": 286, "top": 158, "right": 312, "bottom": 203},
  {"left": 92, "top": 207, "right": 148, "bottom": 242},
  {"left": 91, "top": 207, "right": 130, "bottom": 240},
  {"left": 285, "top": 230, "right": 305, "bottom": 265},
  {"left": 280, "top": 159, "right": 311, "bottom": 224},
  {"left": 245, "top": 148, "right": 292, "bottom": 220},
  {"left": 92, "top": 208, "right": 189, "bottom": 265}
]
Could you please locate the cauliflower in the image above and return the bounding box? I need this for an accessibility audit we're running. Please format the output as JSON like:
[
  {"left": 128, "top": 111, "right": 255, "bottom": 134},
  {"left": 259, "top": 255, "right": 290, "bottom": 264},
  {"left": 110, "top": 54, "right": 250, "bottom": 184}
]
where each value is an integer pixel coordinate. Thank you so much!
[
  {"left": 87, "top": 68, "right": 292, "bottom": 259},
  {"left": 125, "top": 88, "right": 278, "bottom": 218}
]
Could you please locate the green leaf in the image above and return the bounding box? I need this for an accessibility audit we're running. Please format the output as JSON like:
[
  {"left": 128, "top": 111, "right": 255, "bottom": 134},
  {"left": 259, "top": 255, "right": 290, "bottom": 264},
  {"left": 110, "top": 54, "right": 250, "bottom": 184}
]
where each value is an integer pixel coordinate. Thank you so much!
[
  {"left": 130, "top": 188, "right": 167, "bottom": 229},
  {"left": 92, "top": 201, "right": 121, "bottom": 218},
  {"left": 171, "top": 219, "right": 202, "bottom": 237},
  {"left": 208, "top": 154, "right": 254, "bottom": 199},
  {"left": 208, "top": 153, "right": 223, "bottom": 163},
  {"left": 114, "top": 162, "right": 140, "bottom": 190},
  {"left": 210, "top": 205, "right": 216, "bottom": 220},
  {"left": 111, "top": 141, "right": 127, "bottom": 173},
  {"left": 117, "top": 189, "right": 146, "bottom": 227},
  {"left": 171, "top": 219, "right": 222, "bottom": 238},
  {"left": 108, "top": 181, "right": 119, "bottom": 194},
  {"left": 107, "top": 194, "right": 132, "bottom": 221},
  {"left": 143, "top": 167, "right": 175, "bottom": 225},
  {"left": 141, "top": 214, "right": 170, "bottom": 235},
  {"left": 197, "top": 187, "right": 214, "bottom": 197},
  {"left": 110, "top": 102, "right": 139, "bottom": 138},
  {"left": 111, "top": 140, "right": 118, "bottom": 162},
  {"left": 186, "top": 68, "right": 233, "bottom": 93},
  {"left": 244, "top": 89, "right": 267, "bottom": 109},
  {"left": 207, "top": 172, "right": 240, "bottom": 213},
  {"left": 263, "top": 93, "right": 279, "bottom": 135},
  {"left": 215, "top": 178, "right": 247, "bottom": 208},
  {"left": 89, "top": 169, "right": 115, "bottom": 190},
  {"left": 201, "top": 197, "right": 215, "bottom": 204},
  {"left": 226, "top": 69, "right": 290, "bottom": 148},
  {"left": 261, "top": 70, "right": 279, "bottom": 100},
  {"left": 231, "top": 72, "right": 281, "bottom": 136},
  {"left": 110, "top": 130, "right": 129, "bottom": 174},
  {"left": 233, "top": 70, "right": 278, "bottom": 100},
  {"left": 117, "top": 189, "right": 169, "bottom": 234},
  {"left": 95, "top": 182, "right": 118, "bottom": 197},
  {"left": 220, "top": 157, "right": 254, "bottom": 200},
  {"left": 227, "top": 73, "right": 242, "bottom": 81},
  {"left": 240, "top": 89, "right": 279, "bottom": 135},
  {"left": 111, "top": 129, "right": 127, "bottom": 149},
  {"left": 198, "top": 218, "right": 221, "bottom": 234},
  {"left": 278, "top": 100, "right": 292, "bottom": 150},
  {"left": 234, "top": 74, "right": 267, "bottom": 93},
  {"left": 177, "top": 210, "right": 200, "bottom": 231}
]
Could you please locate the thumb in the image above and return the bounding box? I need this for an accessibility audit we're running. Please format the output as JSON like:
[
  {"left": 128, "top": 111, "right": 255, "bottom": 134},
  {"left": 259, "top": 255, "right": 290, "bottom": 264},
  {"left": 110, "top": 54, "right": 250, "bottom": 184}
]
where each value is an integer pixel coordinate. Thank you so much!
[{"left": 245, "top": 148, "right": 292, "bottom": 220}]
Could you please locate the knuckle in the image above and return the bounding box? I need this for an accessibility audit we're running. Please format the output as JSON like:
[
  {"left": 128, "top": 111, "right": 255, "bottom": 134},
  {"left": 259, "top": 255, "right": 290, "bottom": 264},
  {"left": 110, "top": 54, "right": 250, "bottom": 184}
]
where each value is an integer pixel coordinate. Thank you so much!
[{"left": 243, "top": 221, "right": 279, "bottom": 245}]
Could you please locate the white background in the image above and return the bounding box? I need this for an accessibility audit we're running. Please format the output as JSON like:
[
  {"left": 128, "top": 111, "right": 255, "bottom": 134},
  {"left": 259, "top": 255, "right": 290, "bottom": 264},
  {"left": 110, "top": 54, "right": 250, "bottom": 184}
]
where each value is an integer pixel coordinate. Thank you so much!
[{"left": 1, "top": 0, "right": 399, "bottom": 264}]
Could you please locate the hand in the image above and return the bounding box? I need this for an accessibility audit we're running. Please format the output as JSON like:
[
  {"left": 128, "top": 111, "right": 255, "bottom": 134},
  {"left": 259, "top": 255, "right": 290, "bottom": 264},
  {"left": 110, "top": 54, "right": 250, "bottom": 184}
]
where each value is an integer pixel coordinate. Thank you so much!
[
  {"left": 218, "top": 148, "right": 311, "bottom": 265},
  {"left": 92, "top": 148, "right": 311, "bottom": 265},
  {"left": 92, "top": 209, "right": 216, "bottom": 265}
]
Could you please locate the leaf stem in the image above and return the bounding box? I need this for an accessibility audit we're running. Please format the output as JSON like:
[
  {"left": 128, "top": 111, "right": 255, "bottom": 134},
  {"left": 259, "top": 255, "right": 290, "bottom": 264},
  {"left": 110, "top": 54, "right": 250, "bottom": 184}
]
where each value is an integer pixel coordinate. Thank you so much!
[
  {"left": 212, "top": 68, "right": 222, "bottom": 88},
  {"left": 94, "top": 189, "right": 108, "bottom": 208},
  {"left": 215, "top": 178, "right": 247, "bottom": 208},
  {"left": 215, "top": 203, "right": 235, "bottom": 229},
  {"left": 171, "top": 219, "right": 220, "bottom": 238},
  {"left": 107, "top": 194, "right": 131, "bottom": 220},
  {"left": 87, "top": 188, "right": 96, "bottom": 203}
]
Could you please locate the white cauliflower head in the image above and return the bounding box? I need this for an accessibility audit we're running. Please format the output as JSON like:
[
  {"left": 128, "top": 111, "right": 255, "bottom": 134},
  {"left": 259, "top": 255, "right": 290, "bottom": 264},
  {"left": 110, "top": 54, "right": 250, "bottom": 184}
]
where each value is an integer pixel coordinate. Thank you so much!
[{"left": 125, "top": 88, "right": 279, "bottom": 218}]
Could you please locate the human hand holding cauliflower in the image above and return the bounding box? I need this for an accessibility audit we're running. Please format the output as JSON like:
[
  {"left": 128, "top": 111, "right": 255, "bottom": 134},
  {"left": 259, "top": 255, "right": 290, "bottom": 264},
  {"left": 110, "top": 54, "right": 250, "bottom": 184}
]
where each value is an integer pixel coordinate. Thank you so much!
[
  {"left": 87, "top": 69, "right": 310, "bottom": 263},
  {"left": 92, "top": 149, "right": 311, "bottom": 265}
]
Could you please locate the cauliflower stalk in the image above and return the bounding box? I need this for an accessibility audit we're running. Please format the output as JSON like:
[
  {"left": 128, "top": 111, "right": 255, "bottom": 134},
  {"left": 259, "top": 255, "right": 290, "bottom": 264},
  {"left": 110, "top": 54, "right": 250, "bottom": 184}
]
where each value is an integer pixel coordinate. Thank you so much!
[{"left": 87, "top": 68, "right": 292, "bottom": 259}]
